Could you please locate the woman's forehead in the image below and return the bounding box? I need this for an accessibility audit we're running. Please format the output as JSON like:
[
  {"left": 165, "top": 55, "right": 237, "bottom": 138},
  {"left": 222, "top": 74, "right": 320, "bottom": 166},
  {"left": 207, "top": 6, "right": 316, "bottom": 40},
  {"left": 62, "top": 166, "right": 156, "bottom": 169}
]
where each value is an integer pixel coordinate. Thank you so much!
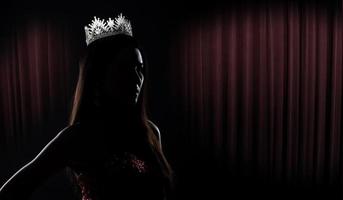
[{"left": 134, "top": 48, "right": 143, "bottom": 64}]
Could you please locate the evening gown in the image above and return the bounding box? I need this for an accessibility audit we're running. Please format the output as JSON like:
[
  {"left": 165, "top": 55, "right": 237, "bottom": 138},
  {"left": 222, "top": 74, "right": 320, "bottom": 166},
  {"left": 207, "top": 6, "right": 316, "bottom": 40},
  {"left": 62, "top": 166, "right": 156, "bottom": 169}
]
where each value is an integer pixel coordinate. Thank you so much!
[{"left": 67, "top": 122, "right": 167, "bottom": 200}]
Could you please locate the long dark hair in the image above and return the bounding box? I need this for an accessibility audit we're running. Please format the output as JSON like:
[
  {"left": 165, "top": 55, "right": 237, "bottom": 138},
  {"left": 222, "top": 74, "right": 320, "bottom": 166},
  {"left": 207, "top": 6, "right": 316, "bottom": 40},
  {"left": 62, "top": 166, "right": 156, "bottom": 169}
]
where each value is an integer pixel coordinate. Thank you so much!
[{"left": 68, "top": 34, "right": 173, "bottom": 188}]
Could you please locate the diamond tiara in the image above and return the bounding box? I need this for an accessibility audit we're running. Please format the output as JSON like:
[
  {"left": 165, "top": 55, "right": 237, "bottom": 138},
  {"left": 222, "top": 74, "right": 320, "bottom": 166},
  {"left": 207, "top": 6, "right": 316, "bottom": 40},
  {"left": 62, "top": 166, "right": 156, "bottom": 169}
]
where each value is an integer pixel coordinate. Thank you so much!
[{"left": 84, "top": 13, "right": 133, "bottom": 46}]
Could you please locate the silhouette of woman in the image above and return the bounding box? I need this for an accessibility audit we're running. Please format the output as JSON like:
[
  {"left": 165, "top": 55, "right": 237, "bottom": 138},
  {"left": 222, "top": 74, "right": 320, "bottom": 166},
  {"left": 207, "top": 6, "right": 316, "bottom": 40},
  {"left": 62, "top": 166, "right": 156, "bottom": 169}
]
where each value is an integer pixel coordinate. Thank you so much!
[{"left": 0, "top": 14, "right": 173, "bottom": 200}]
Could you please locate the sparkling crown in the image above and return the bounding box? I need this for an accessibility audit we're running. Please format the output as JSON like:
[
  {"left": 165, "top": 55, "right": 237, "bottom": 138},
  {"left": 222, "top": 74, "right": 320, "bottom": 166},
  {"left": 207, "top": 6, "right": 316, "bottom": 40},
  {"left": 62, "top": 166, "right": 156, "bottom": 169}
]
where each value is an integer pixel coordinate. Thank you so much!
[{"left": 84, "top": 13, "right": 133, "bottom": 46}]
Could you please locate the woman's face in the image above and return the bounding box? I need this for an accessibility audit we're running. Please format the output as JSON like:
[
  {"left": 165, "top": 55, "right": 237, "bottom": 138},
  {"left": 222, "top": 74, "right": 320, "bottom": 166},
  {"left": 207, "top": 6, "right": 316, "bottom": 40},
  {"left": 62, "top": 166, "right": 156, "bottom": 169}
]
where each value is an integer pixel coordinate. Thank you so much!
[{"left": 99, "top": 47, "right": 144, "bottom": 108}]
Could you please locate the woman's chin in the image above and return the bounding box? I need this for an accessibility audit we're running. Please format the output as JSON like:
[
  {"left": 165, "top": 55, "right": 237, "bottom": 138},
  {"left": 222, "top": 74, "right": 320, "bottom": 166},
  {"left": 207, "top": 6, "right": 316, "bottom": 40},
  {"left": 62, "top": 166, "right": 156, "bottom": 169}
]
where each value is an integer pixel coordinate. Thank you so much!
[{"left": 119, "top": 98, "right": 138, "bottom": 109}]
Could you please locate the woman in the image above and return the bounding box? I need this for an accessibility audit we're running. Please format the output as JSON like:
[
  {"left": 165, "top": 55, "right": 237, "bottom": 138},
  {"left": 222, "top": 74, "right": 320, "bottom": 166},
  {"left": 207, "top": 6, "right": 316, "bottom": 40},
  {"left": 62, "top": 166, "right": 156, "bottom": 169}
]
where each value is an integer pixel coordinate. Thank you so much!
[{"left": 0, "top": 13, "right": 173, "bottom": 200}]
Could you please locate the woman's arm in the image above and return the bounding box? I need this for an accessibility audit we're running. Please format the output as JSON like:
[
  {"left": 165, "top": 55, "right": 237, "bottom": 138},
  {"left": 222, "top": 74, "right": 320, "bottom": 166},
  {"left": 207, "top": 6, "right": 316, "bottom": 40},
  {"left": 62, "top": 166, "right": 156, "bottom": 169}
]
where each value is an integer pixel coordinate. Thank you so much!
[{"left": 0, "top": 124, "right": 79, "bottom": 200}]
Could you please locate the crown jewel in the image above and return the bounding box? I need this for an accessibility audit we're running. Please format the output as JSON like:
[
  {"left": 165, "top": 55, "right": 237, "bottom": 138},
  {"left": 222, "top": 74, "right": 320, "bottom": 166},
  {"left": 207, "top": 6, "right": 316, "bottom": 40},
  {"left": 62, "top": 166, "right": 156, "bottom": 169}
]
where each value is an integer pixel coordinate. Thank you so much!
[{"left": 84, "top": 13, "right": 133, "bottom": 46}]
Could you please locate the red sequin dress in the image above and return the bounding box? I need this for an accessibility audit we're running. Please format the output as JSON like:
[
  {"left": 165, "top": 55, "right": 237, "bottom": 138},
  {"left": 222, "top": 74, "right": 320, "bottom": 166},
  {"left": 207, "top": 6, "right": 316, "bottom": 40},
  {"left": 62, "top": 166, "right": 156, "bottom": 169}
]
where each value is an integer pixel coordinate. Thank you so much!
[{"left": 70, "top": 151, "right": 166, "bottom": 200}]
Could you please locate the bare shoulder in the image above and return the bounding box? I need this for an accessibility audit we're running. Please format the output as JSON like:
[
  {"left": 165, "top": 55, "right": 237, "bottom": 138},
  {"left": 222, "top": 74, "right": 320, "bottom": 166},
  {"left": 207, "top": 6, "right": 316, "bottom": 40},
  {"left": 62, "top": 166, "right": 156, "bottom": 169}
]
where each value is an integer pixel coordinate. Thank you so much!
[
  {"left": 46, "top": 123, "right": 80, "bottom": 148},
  {"left": 54, "top": 123, "right": 81, "bottom": 144},
  {"left": 147, "top": 120, "right": 161, "bottom": 144},
  {"left": 34, "top": 123, "right": 81, "bottom": 162}
]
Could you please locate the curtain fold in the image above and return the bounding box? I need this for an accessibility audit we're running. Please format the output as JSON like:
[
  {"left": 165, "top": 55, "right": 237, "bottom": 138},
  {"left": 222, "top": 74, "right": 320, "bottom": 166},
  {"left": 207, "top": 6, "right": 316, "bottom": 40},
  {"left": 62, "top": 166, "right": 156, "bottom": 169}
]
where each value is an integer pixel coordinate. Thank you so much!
[
  {"left": 169, "top": 2, "right": 342, "bottom": 198},
  {"left": 0, "top": 17, "right": 79, "bottom": 169}
]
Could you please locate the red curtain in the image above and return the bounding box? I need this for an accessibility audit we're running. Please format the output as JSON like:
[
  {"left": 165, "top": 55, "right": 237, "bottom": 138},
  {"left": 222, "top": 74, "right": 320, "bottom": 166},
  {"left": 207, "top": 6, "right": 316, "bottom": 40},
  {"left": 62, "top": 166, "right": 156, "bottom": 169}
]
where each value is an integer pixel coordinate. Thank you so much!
[
  {"left": 0, "top": 3, "right": 342, "bottom": 199},
  {"left": 0, "top": 16, "right": 79, "bottom": 171},
  {"left": 169, "top": 2, "right": 342, "bottom": 198}
]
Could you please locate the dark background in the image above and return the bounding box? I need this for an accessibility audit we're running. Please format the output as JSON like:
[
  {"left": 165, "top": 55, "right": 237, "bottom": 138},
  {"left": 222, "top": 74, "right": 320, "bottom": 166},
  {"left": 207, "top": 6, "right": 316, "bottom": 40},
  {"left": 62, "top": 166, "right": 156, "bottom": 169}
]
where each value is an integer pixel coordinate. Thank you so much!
[{"left": 0, "top": 0, "right": 342, "bottom": 200}]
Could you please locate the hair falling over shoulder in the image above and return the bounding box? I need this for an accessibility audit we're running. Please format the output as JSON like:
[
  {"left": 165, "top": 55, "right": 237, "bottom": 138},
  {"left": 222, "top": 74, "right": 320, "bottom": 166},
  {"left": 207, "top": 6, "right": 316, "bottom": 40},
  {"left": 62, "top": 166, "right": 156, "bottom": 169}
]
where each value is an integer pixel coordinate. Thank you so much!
[{"left": 67, "top": 35, "right": 174, "bottom": 192}]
